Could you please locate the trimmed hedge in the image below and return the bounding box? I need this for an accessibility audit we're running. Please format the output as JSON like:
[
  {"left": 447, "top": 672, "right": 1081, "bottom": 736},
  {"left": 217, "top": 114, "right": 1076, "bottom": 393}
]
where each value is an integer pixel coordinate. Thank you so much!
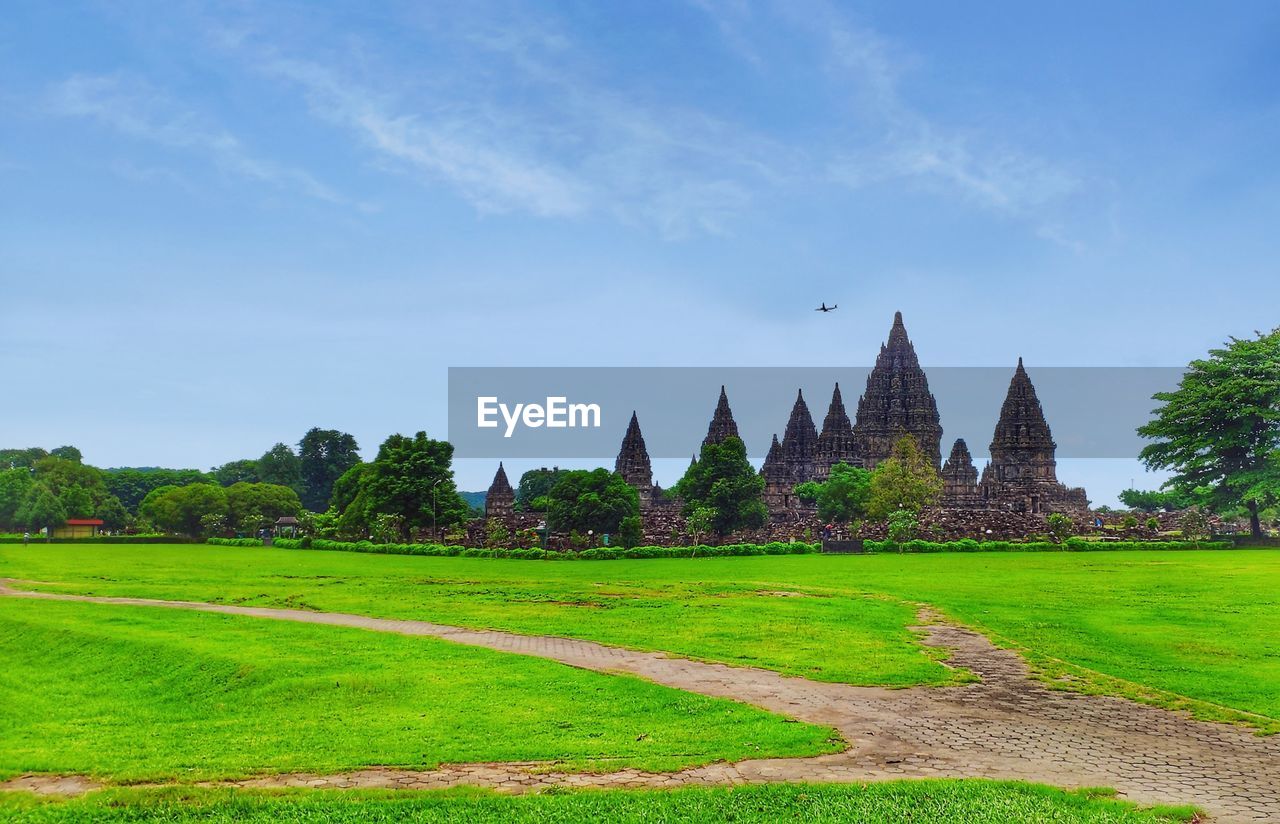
[
  {"left": 270, "top": 537, "right": 820, "bottom": 561},
  {"left": 863, "top": 538, "right": 1233, "bottom": 553},
  {"left": 206, "top": 537, "right": 265, "bottom": 548},
  {"left": 0, "top": 535, "right": 203, "bottom": 544}
]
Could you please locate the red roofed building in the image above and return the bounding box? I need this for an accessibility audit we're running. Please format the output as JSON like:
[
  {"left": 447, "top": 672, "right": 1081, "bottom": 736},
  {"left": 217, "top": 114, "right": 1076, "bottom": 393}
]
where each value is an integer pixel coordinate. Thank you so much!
[{"left": 54, "top": 519, "right": 103, "bottom": 539}]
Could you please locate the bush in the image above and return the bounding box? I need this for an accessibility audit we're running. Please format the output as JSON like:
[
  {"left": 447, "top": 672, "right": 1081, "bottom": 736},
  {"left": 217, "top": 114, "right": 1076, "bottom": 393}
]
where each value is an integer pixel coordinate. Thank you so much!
[
  {"left": 206, "top": 537, "right": 264, "bottom": 547},
  {"left": 0, "top": 535, "right": 202, "bottom": 544},
  {"left": 270, "top": 538, "right": 820, "bottom": 562},
  {"left": 864, "top": 538, "right": 1232, "bottom": 554}
]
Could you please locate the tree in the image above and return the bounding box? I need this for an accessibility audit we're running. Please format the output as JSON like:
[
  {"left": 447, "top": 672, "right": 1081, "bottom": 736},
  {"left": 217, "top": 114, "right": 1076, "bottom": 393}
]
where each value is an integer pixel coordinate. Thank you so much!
[
  {"left": 32, "top": 456, "right": 105, "bottom": 500},
  {"left": 50, "top": 445, "right": 83, "bottom": 463},
  {"left": 104, "top": 468, "right": 213, "bottom": 512},
  {"left": 619, "top": 515, "right": 643, "bottom": 549},
  {"left": 212, "top": 460, "right": 260, "bottom": 487},
  {"left": 0, "top": 468, "right": 35, "bottom": 530},
  {"left": 298, "top": 428, "right": 361, "bottom": 512},
  {"left": 515, "top": 467, "right": 567, "bottom": 511},
  {"left": 58, "top": 485, "right": 95, "bottom": 519},
  {"left": 795, "top": 462, "right": 872, "bottom": 524},
  {"left": 1178, "top": 507, "right": 1211, "bottom": 541},
  {"left": 867, "top": 436, "right": 943, "bottom": 520},
  {"left": 341, "top": 432, "right": 469, "bottom": 541},
  {"left": 94, "top": 494, "right": 130, "bottom": 532},
  {"left": 1046, "top": 512, "right": 1073, "bottom": 544},
  {"left": 257, "top": 443, "right": 303, "bottom": 492},
  {"left": 225, "top": 482, "right": 303, "bottom": 534},
  {"left": 1118, "top": 488, "right": 1193, "bottom": 512},
  {"left": 673, "top": 436, "right": 767, "bottom": 536},
  {"left": 141, "top": 484, "right": 229, "bottom": 536},
  {"left": 17, "top": 485, "right": 66, "bottom": 533},
  {"left": 886, "top": 509, "right": 918, "bottom": 547},
  {"left": 545, "top": 469, "right": 639, "bottom": 536},
  {"left": 0, "top": 447, "right": 49, "bottom": 469},
  {"left": 685, "top": 506, "right": 714, "bottom": 546},
  {"left": 1139, "top": 328, "right": 1280, "bottom": 537}
]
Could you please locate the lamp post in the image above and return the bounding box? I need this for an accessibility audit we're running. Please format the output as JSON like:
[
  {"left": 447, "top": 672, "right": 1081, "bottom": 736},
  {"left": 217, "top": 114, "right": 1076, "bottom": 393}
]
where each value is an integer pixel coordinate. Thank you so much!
[{"left": 430, "top": 478, "right": 442, "bottom": 542}]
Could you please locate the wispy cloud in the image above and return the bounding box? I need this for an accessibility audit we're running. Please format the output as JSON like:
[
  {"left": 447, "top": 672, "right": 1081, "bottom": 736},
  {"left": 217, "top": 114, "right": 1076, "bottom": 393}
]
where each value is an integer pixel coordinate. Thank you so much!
[{"left": 47, "top": 72, "right": 346, "bottom": 205}]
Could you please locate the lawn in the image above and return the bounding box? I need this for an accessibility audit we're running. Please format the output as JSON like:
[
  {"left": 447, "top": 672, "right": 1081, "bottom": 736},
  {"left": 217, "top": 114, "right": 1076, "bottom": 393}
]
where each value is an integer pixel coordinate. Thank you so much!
[
  {"left": 2, "top": 545, "right": 1277, "bottom": 730},
  {"left": 0, "top": 597, "right": 838, "bottom": 782},
  {"left": 0, "top": 782, "right": 1197, "bottom": 823}
]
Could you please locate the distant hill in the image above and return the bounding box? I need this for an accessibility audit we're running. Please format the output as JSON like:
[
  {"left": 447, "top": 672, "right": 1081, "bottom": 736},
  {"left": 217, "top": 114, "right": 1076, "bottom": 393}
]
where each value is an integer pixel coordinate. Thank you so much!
[{"left": 459, "top": 490, "right": 487, "bottom": 513}]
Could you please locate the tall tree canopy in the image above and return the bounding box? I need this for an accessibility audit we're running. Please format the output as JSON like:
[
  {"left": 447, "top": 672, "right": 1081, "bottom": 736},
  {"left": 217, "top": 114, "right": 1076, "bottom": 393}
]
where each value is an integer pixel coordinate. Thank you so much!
[
  {"left": 796, "top": 462, "right": 873, "bottom": 524},
  {"left": 1139, "top": 328, "right": 1280, "bottom": 537},
  {"left": 515, "top": 466, "right": 567, "bottom": 511},
  {"left": 545, "top": 469, "right": 639, "bottom": 536},
  {"left": 211, "top": 459, "right": 260, "bottom": 487},
  {"left": 298, "top": 428, "right": 361, "bottom": 511},
  {"left": 0, "top": 447, "right": 49, "bottom": 469},
  {"left": 104, "top": 468, "right": 213, "bottom": 512},
  {"left": 257, "top": 443, "right": 303, "bottom": 492},
  {"left": 336, "top": 432, "right": 469, "bottom": 541},
  {"left": 867, "top": 435, "right": 943, "bottom": 520},
  {"left": 673, "top": 436, "right": 767, "bottom": 536}
]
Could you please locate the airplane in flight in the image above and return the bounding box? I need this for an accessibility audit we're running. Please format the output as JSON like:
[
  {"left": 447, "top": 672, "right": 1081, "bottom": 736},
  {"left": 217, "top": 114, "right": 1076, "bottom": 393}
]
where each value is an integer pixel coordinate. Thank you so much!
[{"left": 815, "top": 302, "right": 838, "bottom": 313}]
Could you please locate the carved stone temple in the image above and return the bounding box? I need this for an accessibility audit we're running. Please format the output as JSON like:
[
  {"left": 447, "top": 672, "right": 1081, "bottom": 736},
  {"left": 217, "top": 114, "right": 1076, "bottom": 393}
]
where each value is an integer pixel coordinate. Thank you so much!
[
  {"left": 484, "top": 462, "right": 515, "bottom": 519},
  {"left": 978, "top": 358, "right": 1088, "bottom": 514},
  {"left": 599, "top": 311, "right": 1089, "bottom": 517}
]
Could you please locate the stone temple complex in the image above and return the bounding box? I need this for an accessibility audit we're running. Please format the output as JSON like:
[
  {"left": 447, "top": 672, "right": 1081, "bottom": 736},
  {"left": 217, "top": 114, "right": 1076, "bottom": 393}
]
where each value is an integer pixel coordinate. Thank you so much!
[{"left": 606, "top": 311, "right": 1088, "bottom": 517}]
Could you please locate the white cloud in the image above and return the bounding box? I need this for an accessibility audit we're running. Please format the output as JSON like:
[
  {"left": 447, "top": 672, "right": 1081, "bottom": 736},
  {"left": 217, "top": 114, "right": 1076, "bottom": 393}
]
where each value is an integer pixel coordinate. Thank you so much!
[{"left": 47, "top": 72, "right": 346, "bottom": 205}]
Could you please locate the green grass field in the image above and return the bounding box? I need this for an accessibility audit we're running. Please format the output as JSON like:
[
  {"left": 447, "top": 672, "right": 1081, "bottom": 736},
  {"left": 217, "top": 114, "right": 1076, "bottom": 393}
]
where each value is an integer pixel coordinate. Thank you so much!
[
  {"left": 0, "top": 597, "right": 838, "bottom": 781},
  {"left": 2, "top": 544, "right": 1276, "bottom": 729},
  {"left": 0, "top": 783, "right": 1197, "bottom": 823}
]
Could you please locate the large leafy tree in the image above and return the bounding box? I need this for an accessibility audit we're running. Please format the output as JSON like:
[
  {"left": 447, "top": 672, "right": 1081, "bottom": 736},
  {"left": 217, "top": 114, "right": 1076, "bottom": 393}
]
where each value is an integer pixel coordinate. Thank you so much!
[
  {"left": 104, "top": 468, "right": 214, "bottom": 512},
  {"left": 515, "top": 467, "right": 567, "bottom": 511},
  {"left": 1139, "top": 328, "right": 1280, "bottom": 538},
  {"left": 1117, "top": 488, "right": 1194, "bottom": 513},
  {"left": 546, "top": 469, "right": 639, "bottom": 536},
  {"left": 211, "top": 460, "right": 260, "bottom": 487},
  {"left": 297, "top": 428, "right": 361, "bottom": 512},
  {"left": 339, "top": 432, "right": 469, "bottom": 541},
  {"left": 0, "top": 468, "right": 35, "bottom": 530},
  {"left": 673, "top": 436, "right": 767, "bottom": 536},
  {"left": 17, "top": 485, "right": 66, "bottom": 533},
  {"left": 225, "top": 482, "right": 303, "bottom": 534},
  {"left": 257, "top": 443, "right": 303, "bottom": 492},
  {"left": 867, "top": 435, "right": 943, "bottom": 520},
  {"left": 140, "top": 484, "right": 229, "bottom": 536},
  {"left": 796, "top": 462, "right": 873, "bottom": 524},
  {"left": 0, "top": 447, "right": 49, "bottom": 469}
]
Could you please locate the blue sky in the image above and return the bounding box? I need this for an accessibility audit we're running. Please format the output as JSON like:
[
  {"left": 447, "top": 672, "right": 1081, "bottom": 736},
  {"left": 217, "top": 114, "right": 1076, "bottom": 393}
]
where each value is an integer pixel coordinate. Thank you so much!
[{"left": 3, "top": 1, "right": 1278, "bottom": 502}]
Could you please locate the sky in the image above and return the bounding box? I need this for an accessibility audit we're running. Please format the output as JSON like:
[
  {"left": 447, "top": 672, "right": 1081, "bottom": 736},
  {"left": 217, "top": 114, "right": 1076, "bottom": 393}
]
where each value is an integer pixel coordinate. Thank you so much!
[{"left": 2, "top": 1, "right": 1278, "bottom": 504}]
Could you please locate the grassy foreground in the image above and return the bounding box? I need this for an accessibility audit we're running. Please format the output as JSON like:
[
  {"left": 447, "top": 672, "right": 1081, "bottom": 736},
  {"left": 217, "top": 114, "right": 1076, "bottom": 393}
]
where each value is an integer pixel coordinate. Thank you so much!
[
  {"left": 0, "top": 598, "right": 837, "bottom": 781},
  {"left": 2, "top": 545, "right": 1277, "bottom": 729},
  {"left": 0, "top": 783, "right": 1198, "bottom": 823}
]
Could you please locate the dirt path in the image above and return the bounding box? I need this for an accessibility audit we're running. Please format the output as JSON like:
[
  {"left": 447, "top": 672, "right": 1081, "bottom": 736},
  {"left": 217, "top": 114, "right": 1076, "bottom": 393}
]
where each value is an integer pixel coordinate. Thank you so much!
[{"left": 2, "top": 582, "right": 1277, "bottom": 822}]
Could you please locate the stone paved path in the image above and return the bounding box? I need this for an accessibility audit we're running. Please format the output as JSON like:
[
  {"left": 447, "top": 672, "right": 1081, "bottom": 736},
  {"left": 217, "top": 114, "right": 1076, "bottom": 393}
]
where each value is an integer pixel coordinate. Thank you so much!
[{"left": 2, "top": 582, "right": 1278, "bottom": 822}]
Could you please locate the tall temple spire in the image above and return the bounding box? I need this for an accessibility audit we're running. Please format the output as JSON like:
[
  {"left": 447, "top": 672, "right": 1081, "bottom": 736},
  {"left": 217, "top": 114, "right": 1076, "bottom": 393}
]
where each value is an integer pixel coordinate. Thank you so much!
[
  {"left": 760, "top": 433, "right": 792, "bottom": 511},
  {"left": 815, "top": 382, "right": 858, "bottom": 480},
  {"left": 703, "top": 385, "right": 741, "bottom": 447},
  {"left": 852, "top": 311, "right": 942, "bottom": 469},
  {"left": 979, "top": 360, "right": 1087, "bottom": 514},
  {"left": 615, "top": 411, "right": 654, "bottom": 506},
  {"left": 780, "top": 388, "right": 818, "bottom": 484},
  {"left": 484, "top": 462, "right": 515, "bottom": 519},
  {"left": 940, "top": 438, "right": 980, "bottom": 507}
]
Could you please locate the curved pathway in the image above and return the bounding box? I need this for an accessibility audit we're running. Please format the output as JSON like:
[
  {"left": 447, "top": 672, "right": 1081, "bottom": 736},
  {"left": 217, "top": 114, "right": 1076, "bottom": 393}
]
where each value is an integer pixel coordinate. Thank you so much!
[{"left": 2, "top": 582, "right": 1278, "bottom": 822}]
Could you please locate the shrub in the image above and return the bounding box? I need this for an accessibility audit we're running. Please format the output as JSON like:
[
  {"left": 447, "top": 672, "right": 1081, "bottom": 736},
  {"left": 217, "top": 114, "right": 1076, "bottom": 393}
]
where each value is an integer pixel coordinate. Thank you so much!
[
  {"left": 863, "top": 538, "right": 1231, "bottom": 554},
  {"left": 206, "top": 537, "right": 264, "bottom": 547}
]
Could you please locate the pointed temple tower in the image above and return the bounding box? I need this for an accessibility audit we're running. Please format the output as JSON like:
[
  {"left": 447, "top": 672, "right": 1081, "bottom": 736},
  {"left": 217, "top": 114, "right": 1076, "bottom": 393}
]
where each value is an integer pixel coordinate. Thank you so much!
[
  {"left": 940, "top": 438, "right": 981, "bottom": 508},
  {"left": 703, "top": 385, "right": 741, "bottom": 448},
  {"left": 780, "top": 389, "right": 818, "bottom": 486},
  {"left": 760, "top": 434, "right": 794, "bottom": 511},
  {"left": 484, "top": 462, "right": 515, "bottom": 519},
  {"left": 852, "top": 312, "right": 943, "bottom": 469},
  {"left": 979, "top": 359, "right": 1088, "bottom": 513},
  {"left": 814, "top": 382, "right": 859, "bottom": 481},
  {"left": 614, "top": 411, "right": 654, "bottom": 507}
]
